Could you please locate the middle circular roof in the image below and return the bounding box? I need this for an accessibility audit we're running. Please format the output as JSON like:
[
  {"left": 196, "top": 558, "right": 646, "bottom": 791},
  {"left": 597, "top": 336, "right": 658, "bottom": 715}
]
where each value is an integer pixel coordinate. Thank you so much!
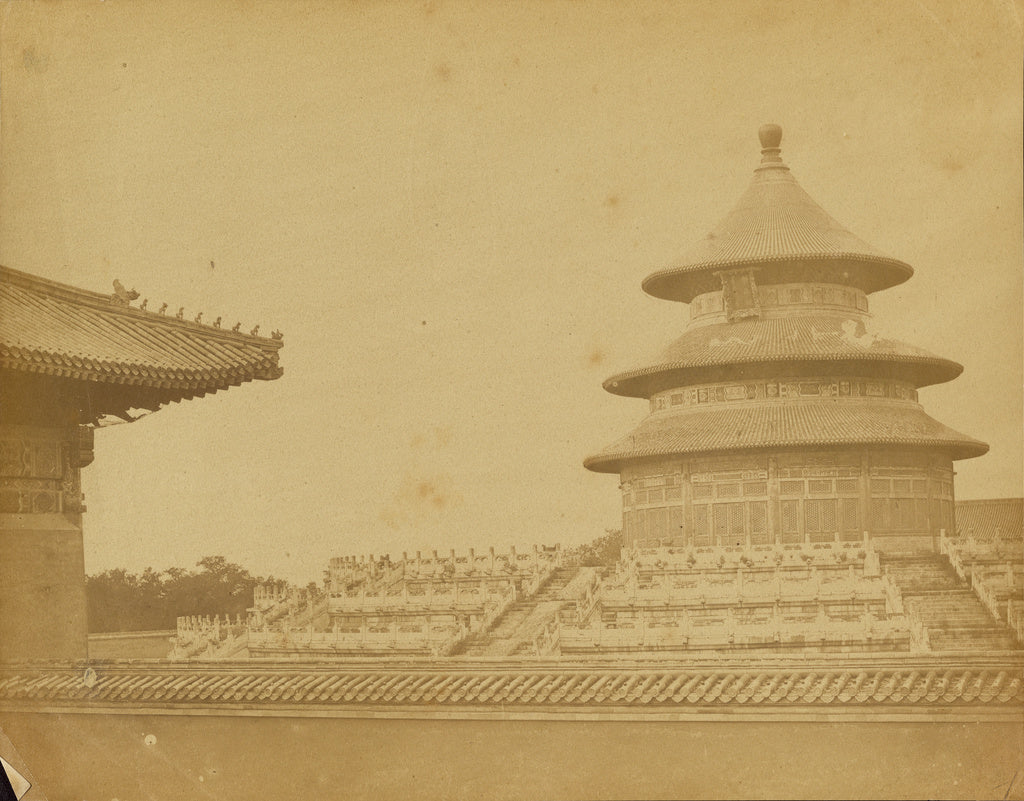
[{"left": 603, "top": 316, "right": 963, "bottom": 398}]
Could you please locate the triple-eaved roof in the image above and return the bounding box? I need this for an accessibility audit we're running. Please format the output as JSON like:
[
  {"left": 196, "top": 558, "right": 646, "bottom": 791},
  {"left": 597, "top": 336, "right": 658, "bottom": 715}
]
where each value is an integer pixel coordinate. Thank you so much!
[{"left": 0, "top": 265, "right": 283, "bottom": 417}]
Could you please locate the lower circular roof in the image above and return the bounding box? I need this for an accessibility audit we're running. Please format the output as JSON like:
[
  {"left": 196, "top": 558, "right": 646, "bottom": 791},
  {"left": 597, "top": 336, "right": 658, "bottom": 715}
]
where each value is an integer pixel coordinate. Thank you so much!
[{"left": 584, "top": 400, "right": 988, "bottom": 473}]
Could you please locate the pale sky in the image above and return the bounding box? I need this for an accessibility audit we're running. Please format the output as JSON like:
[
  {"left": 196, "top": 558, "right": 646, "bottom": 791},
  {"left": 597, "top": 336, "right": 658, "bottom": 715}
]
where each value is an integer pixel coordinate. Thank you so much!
[{"left": 1, "top": 0, "right": 1021, "bottom": 583}]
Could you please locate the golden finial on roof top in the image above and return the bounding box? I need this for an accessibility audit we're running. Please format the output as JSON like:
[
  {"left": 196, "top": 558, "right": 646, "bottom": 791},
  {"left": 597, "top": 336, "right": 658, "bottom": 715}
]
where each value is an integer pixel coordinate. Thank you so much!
[{"left": 757, "top": 123, "right": 786, "bottom": 168}]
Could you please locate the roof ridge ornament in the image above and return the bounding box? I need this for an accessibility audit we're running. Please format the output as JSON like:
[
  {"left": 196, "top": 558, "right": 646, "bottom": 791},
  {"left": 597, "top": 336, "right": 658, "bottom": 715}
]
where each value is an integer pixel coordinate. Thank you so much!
[
  {"left": 110, "top": 279, "right": 140, "bottom": 305},
  {"left": 757, "top": 123, "right": 788, "bottom": 171}
]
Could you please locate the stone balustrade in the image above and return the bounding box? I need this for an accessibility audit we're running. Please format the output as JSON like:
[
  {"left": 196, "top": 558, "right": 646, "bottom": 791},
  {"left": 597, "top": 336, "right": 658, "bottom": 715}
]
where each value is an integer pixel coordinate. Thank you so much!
[
  {"left": 597, "top": 566, "right": 883, "bottom": 610},
  {"left": 1007, "top": 600, "right": 1024, "bottom": 644},
  {"left": 248, "top": 620, "right": 465, "bottom": 656},
  {"left": 328, "top": 581, "right": 512, "bottom": 614},
  {"left": 972, "top": 572, "right": 1023, "bottom": 623},
  {"left": 329, "top": 544, "right": 562, "bottom": 592},
  {"left": 941, "top": 529, "right": 1023, "bottom": 622},
  {"left": 258, "top": 583, "right": 518, "bottom": 657},
  {"left": 558, "top": 610, "right": 911, "bottom": 654},
  {"left": 625, "top": 541, "right": 872, "bottom": 571},
  {"left": 534, "top": 618, "right": 560, "bottom": 657},
  {"left": 172, "top": 614, "right": 247, "bottom": 659}
]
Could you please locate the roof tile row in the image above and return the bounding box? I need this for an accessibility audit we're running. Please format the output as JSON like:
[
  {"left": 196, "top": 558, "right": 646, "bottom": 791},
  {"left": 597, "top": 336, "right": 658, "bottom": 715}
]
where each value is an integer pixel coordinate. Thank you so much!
[
  {"left": 956, "top": 499, "right": 1024, "bottom": 540},
  {"left": 1, "top": 267, "right": 282, "bottom": 395},
  {"left": 584, "top": 401, "right": 988, "bottom": 472},
  {"left": 1, "top": 666, "right": 1020, "bottom": 707}
]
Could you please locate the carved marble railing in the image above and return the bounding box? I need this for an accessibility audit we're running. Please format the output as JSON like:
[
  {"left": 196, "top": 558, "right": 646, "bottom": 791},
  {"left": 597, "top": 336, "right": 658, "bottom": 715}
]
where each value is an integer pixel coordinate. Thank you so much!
[
  {"left": 559, "top": 612, "right": 911, "bottom": 653},
  {"left": 599, "top": 569, "right": 883, "bottom": 609},
  {"left": 468, "top": 584, "right": 517, "bottom": 642},
  {"left": 880, "top": 574, "right": 906, "bottom": 616},
  {"left": 247, "top": 620, "right": 466, "bottom": 656},
  {"left": 909, "top": 618, "right": 932, "bottom": 654},
  {"left": 522, "top": 558, "right": 558, "bottom": 598},
  {"left": 624, "top": 542, "right": 872, "bottom": 575},
  {"left": 972, "top": 573, "right": 1020, "bottom": 623},
  {"left": 328, "top": 582, "right": 511, "bottom": 614},
  {"left": 171, "top": 614, "right": 248, "bottom": 660},
  {"left": 572, "top": 571, "right": 602, "bottom": 626},
  {"left": 533, "top": 618, "right": 560, "bottom": 657},
  {"left": 1007, "top": 600, "right": 1024, "bottom": 644},
  {"left": 942, "top": 530, "right": 1023, "bottom": 585},
  {"left": 330, "top": 545, "right": 562, "bottom": 589}
]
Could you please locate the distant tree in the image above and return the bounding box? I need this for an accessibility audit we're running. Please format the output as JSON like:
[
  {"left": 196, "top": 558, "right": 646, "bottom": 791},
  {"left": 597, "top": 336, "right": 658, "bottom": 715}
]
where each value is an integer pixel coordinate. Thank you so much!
[
  {"left": 86, "top": 556, "right": 266, "bottom": 633},
  {"left": 577, "top": 529, "right": 623, "bottom": 567}
]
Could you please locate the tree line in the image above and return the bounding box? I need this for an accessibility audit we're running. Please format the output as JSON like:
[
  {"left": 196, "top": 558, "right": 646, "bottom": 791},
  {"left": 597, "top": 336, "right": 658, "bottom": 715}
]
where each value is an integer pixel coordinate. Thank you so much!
[{"left": 86, "top": 555, "right": 292, "bottom": 633}]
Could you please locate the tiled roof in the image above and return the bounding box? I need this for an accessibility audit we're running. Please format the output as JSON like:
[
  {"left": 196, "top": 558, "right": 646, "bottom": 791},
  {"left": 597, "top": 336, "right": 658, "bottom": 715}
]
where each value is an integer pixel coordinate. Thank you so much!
[
  {"left": 584, "top": 401, "right": 988, "bottom": 473},
  {"left": 0, "top": 266, "right": 283, "bottom": 409},
  {"left": 956, "top": 499, "right": 1024, "bottom": 540},
  {"left": 604, "top": 316, "right": 962, "bottom": 397},
  {"left": 642, "top": 131, "right": 913, "bottom": 302},
  {"left": 0, "top": 662, "right": 1020, "bottom": 710}
]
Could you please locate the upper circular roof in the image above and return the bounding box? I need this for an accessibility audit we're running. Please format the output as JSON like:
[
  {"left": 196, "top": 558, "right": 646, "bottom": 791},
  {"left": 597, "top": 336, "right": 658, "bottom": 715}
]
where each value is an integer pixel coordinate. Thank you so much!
[{"left": 642, "top": 126, "right": 914, "bottom": 303}]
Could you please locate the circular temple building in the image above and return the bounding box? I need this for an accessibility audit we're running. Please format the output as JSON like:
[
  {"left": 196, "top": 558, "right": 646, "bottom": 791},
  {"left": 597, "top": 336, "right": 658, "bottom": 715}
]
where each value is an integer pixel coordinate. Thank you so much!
[{"left": 585, "top": 125, "right": 988, "bottom": 553}]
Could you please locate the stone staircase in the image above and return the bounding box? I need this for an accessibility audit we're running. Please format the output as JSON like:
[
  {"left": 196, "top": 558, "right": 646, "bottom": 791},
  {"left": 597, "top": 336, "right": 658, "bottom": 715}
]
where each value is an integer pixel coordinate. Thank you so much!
[
  {"left": 882, "top": 554, "right": 1019, "bottom": 652},
  {"left": 455, "top": 567, "right": 579, "bottom": 657}
]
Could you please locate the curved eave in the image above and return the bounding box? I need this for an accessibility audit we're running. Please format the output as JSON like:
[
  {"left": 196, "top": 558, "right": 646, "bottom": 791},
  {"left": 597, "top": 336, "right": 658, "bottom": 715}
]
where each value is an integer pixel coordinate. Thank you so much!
[
  {"left": 584, "top": 402, "right": 989, "bottom": 473},
  {"left": 642, "top": 255, "right": 914, "bottom": 304},
  {"left": 0, "top": 348, "right": 283, "bottom": 392},
  {"left": 604, "top": 354, "right": 963, "bottom": 398},
  {"left": 0, "top": 264, "right": 284, "bottom": 404}
]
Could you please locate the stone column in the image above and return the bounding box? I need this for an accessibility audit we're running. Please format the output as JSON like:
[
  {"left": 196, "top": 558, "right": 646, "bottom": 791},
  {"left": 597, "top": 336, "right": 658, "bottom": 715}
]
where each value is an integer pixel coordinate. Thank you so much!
[
  {"left": 767, "top": 456, "right": 780, "bottom": 544},
  {"left": 858, "top": 452, "right": 872, "bottom": 548},
  {"left": 0, "top": 424, "right": 92, "bottom": 663},
  {"left": 680, "top": 459, "right": 692, "bottom": 548}
]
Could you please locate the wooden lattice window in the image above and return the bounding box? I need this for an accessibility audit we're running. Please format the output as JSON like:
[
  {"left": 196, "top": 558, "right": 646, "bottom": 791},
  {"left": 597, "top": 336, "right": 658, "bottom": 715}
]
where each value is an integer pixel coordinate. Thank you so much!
[
  {"left": 713, "top": 504, "right": 729, "bottom": 542},
  {"left": 670, "top": 505, "right": 684, "bottom": 542},
  {"left": 750, "top": 501, "right": 768, "bottom": 545},
  {"left": 836, "top": 478, "right": 859, "bottom": 493},
  {"left": 871, "top": 498, "right": 889, "bottom": 530},
  {"left": 782, "top": 500, "right": 800, "bottom": 540},
  {"left": 692, "top": 505, "right": 710, "bottom": 546},
  {"left": 841, "top": 498, "right": 859, "bottom": 532}
]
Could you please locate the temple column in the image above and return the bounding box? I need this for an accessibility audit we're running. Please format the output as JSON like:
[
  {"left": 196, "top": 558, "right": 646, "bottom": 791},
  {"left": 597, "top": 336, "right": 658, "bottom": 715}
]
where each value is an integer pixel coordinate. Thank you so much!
[
  {"left": 0, "top": 423, "right": 92, "bottom": 663},
  {"left": 680, "top": 461, "right": 692, "bottom": 547},
  {"left": 767, "top": 456, "right": 780, "bottom": 545},
  {"left": 858, "top": 452, "right": 872, "bottom": 549}
]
